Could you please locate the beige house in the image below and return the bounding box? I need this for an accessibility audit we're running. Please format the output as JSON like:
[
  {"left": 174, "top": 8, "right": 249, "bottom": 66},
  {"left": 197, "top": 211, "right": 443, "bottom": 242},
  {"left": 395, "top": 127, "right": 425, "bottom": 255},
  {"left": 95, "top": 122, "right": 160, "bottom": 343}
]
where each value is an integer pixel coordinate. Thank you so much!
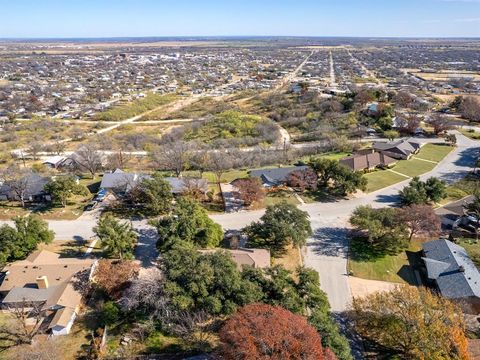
[
  {"left": 199, "top": 248, "right": 271, "bottom": 269},
  {"left": 0, "top": 250, "right": 97, "bottom": 336}
]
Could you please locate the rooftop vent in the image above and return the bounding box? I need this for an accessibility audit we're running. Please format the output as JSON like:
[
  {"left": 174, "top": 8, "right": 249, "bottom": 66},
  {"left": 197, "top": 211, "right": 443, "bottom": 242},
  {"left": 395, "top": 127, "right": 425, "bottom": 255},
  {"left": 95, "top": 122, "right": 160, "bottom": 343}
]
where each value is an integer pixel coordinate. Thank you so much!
[{"left": 459, "top": 266, "right": 466, "bottom": 273}]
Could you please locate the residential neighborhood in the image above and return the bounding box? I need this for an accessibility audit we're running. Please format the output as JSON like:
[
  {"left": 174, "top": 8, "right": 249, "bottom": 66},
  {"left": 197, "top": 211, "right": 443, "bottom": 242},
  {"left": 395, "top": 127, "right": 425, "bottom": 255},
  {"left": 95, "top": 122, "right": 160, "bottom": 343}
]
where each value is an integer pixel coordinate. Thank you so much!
[{"left": 1, "top": 4, "right": 480, "bottom": 358}]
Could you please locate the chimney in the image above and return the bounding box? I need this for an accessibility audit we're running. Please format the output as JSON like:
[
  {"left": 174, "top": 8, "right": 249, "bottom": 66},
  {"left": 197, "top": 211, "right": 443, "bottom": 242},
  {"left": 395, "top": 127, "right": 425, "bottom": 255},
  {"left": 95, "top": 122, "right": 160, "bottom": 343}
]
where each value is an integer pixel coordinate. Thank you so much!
[
  {"left": 459, "top": 266, "right": 465, "bottom": 273},
  {"left": 36, "top": 275, "right": 49, "bottom": 289}
]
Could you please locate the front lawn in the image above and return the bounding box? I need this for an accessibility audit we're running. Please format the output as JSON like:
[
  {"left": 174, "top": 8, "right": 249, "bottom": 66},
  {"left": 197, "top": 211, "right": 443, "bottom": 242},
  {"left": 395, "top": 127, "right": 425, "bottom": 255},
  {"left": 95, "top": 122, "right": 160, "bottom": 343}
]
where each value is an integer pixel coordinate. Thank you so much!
[
  {"left": 414, "top": 143, "right": 454, "bottom": 162},
  {"left": 348, "top": 238, "right": 422, "bottom": 284},
  {"left": 364, "top": 170, "right": 407, "bottom": 193},
  {"left": 459, "top": 128, "right": 480, "bottom": 140},
  {"left": 264, "top": 191, "right": 300, "bottom": 207},
  {"left": 363, "top": 143, "right": 454, "bottom": 193},
  {"left": 392, "top": 158, "right": 435, "bottom": 178}
]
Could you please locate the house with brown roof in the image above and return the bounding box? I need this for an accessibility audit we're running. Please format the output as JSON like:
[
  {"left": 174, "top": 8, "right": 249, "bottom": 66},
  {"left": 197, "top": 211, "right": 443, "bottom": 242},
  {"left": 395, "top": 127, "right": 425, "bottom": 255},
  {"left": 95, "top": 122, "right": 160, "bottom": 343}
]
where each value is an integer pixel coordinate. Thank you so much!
[
  {"left": 0, "top": 250, "right": 97, "bottom": 336},
  {"left": 340, "top": 150, "right": 397, "bottom": 172},
  {"left": 199, "top": 248, "right": 271, "bottom": 269}
]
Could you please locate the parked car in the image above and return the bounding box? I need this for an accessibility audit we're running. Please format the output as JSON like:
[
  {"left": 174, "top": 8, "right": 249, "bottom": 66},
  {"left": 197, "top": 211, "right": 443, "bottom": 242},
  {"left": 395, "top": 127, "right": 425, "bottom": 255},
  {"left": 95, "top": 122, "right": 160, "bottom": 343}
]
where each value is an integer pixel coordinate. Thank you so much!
[
  {"left": 95, "top": 188, "right": 108, "bottom": 202},
  {"left": 84, "top": 200, "right": 98, "bottom": 211}
]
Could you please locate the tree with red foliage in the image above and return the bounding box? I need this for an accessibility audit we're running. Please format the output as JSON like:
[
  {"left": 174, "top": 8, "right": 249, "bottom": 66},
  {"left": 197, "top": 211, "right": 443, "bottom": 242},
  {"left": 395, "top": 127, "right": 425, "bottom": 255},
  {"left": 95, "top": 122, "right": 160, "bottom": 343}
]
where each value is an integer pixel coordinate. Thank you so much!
[
  {"left": 286, "top": 168, "right": 318, "bottom": 192},
  {"left": 94, "top": 259, "right": 140, "bottom": 300},
  {"left": 234, "top": 178, "right": 265, "bottom": 207},
  {"left": 398, "top": 204, "right": 441, "bottom": 241},
  {"left": 219, "top": 303, "right": 337, "bottom": 360}
]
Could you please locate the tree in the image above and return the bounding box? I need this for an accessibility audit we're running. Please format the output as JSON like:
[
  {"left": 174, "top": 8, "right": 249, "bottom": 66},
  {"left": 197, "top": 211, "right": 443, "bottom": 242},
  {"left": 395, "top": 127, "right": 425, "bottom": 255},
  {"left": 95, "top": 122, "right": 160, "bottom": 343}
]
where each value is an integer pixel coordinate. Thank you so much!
[
  {"left": 234, "top": 178, "right": 265, "bottom": 207},
  {"left": 0, "top": 300, "right": 46, "bottom": 348},
  {"left": 0, "top": 216, "right": 53, "bottom": 266},
  {"left": 44, "top": 175, "right": 88, "bottom": 207},
  {"left": 73, "top": 143, "right": 103, "bottom": 178},
  {"left": 445, "top": 133, "right": 457, "bottom": 146},
  {"left": 465, "top": 194, "right": 480, "bottom": 241},
  {"left": 154, "top": 198, "right": 223, "bottom": 250},
  {"left": 350, "top": 206, "right": 409, "bottom": 256},
  {"left": 130, "top": 173, "right": 173, "bottom": 216},
  {"left": 205, "top": 151, "right": 234, "bottom": 189},
  {"left": 398, "top": 204, "right": 441, "bottom": 241},
  {"left": 0, "top": 166, "right": 33, "bottom": 208},
  {"left": 243, "top": 202, "right": 312, "bottom": 257},
  {"left": 352, "top": 286, "right": 469, "bottom": 359},
  {"left": 383, "top": 130, "right": 399, "bottom": 141},
  {"left": 150, "top": 141, "right": 191, "bottom": 177},
  {"left": 286, "top": 168, "right": 318, "bottom": 192},
  {"left": 161, "top": 245, "right": 263, "bottom": 315},
  {"left": 94, "top": 259, "right": 140, "bottom": 300},
  {"left": 309, "top": 158, "right": 366, "bottom": 195},
  {"left": 219, "top": 304, "right": 335, "bottom": 360},
  {"left": 399, "top": 176, "right": 446, "bottom": 205},
  {"left": 94, "top": 215, "right": 138, "bottom": 260},
  {"left": 459, "top": 96, "right": 480, "bottom": 122},
  {"left": 428, "top": 114, "right": 452, "bottom": 135}
]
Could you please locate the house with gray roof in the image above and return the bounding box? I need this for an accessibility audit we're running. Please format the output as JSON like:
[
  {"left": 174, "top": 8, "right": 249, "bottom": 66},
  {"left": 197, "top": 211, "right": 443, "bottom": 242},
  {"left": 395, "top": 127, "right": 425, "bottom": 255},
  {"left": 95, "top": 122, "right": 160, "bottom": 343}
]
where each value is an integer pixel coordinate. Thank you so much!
[
  {"left": 100, "top": 170, "right": 208, "bottom": 196},
  {"left": 373, "top": 138, "right": 422, "bottom": 160},
  {"left": 0, "top": 172, "right": 51, "bottom": 203},
  {"left": 249, "top": 166, "right": 310, "bottom": 187},
  {"left": 422, "top": 239, "right": 480, "bottom": 313}
]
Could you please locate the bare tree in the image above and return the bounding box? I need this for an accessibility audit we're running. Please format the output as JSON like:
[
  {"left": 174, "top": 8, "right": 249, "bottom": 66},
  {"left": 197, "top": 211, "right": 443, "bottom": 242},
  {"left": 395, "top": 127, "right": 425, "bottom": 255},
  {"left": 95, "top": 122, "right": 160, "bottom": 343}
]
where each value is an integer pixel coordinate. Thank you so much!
[
  {"left": 171, "top": 310, "right": 217, "bottom": 352},
  {"left": 27, "top": 141, "right": 45, "bottom": 161},
  {"left": 150, "top": 141, "right": 191, "bottom": 177},
  {"left": 0, "top": 166, "right": 33, "bottom": 207},
  {"left": 459, "top": 96, "right": 480, "bottom": 122},
  {"left": 0, "top": 300, "right": 46, "bottom": 349},
  {"left": 73, "top": 143, "right": 103, "bottom": 178},
  {"left": 206, "top": 151, "right": 234, "bottom": 190},
  {"left": 106, "top": 150, "right": 132, "bottom": 171},
  {"left": 121, "top": 268, "right": 171, "bottom": 321},
  {"left": 428, "top": 114, "right": 452, "bottom": 136}
]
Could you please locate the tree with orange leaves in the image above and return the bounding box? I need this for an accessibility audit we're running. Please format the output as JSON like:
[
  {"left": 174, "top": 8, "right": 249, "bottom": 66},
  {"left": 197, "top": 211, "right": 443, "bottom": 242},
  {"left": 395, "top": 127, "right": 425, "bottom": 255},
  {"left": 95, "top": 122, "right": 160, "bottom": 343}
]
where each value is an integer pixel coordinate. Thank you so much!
[
  {"left": 218, "top": 303, "right": 337, "bottom": 360},
  {"left": 351, "top": 285, "right": 470, "bottom": 359}
]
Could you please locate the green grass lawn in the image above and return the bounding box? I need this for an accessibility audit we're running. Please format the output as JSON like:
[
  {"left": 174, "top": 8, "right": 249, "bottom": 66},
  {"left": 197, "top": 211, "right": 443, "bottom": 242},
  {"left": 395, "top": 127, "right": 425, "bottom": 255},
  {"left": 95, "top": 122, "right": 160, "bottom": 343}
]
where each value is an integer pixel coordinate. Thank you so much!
[
  {"left": 264, "top": 191, "right": 300, "bottom": 207},
  {"left": 364, "top": 143, "right": 454, "bottom": 193},
  {"left": 348, "top": 239, "right": 422, "bottom": 284},
  {"left": 459, "top": 128, "right": 480, "bottom": 140},
  {"left": 364, "top": 170, "right": 407, "bottom": 193},
  {"left": 414, "top": 143, "right": 454, "bottom": 162},
  {"left": 391, "top": 158, "right": 435, "bottom": 178}
]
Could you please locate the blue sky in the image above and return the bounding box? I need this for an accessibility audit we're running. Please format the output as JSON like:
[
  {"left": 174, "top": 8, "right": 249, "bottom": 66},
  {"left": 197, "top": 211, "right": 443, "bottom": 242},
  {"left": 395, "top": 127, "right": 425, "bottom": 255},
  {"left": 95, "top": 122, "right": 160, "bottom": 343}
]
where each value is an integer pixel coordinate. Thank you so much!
[{"left": 1, "top": 0, "right": 480, "bottom": 38}]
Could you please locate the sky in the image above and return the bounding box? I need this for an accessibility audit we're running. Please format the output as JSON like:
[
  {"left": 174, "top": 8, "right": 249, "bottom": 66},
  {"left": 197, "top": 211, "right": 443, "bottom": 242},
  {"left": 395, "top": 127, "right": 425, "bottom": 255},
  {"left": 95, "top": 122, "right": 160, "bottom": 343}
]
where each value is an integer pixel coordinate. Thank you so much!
[{"left": 1, "top": 0, "right": 480, "bottom": 38}]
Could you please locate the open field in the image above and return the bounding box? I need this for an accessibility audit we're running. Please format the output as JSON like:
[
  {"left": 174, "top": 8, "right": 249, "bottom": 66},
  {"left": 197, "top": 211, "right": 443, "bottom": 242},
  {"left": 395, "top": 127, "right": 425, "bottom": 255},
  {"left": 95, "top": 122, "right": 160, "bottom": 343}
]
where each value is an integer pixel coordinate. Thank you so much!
[
  {"left": 410, "top": 70, "right": 480, "bottom": 82},
  {"left": 414, "top": 143, "right": 454, "bottom": 162}
]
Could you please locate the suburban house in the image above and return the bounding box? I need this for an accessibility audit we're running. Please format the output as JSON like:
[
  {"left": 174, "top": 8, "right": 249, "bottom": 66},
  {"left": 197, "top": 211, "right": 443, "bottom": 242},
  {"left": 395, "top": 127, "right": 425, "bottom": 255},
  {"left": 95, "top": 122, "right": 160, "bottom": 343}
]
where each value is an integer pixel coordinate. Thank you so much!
[
  {"left": 372, "top": 138, "right": 422, "bottom": 160},
  {"left": 421, "top": 239, "right": 480, "bottom": 313},
  {"left": 100, "top": 169, "right": 149, "bottom": 194},
  {"left": 0, "top": 172, "right": 51, "bottom": 203},
  {"left": 0, "top": 250, "right": 97, "bottom": 336},
  {"left": 42, "top": 155, "right": 68, "bottom": 169},
  {"left": 249, "top": 166, "right": 310, "bottom": 187},
  {"left": 199, "top": 248, "right": 271, "bottom": 269},
  {"left": 339, "top": 150, "right": 397, "bottom": 172},
  {"left": 100, "top": 169, "right": 208, "bottom": 196}
]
